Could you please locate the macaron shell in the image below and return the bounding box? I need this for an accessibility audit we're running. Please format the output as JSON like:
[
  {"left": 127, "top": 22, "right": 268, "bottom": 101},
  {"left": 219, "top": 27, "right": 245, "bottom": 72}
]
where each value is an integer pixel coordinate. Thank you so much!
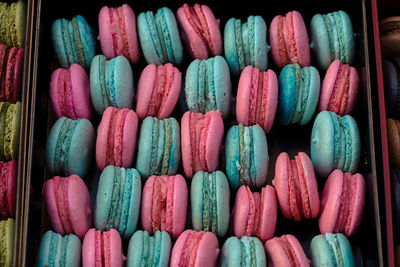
[
  {"left": 158, "top": 65, "right": 181, "bottom": 119},
  {"left": 122, "top": 4, "right": 140, "bottom": 64},
  {"left": 252, "top": 16, "right": 269, "bottom": 72},
  {"left": 251, "top": 125, "right": 269, "bottom": 187},
  {"left": 171, "top": 174, "right": 188, "bottom": 238},
  {"left": 3, "top": 161, "right": 17, "bottom": 218},
  {"left": 49, "top": 68, "right": 67, "bottom": 118},
  {"left": 213, "top": 56, "right": 231, "bottom": 119},
  {"left": 220, "top": 236, "right": 242, "bottom": 266},
  {"left": 298, "top": 152, "right": 320, "bottom": 218},
  {"left": 137, "top": 11, "right": 162, "bottom": 65},
  {"left": 6, "top": 47, "right": 24, "bottom": 102},
  {"left": 272, "top": 152, "right": 292, "bottom": 219},
  {"left": 98, "top": 6, "right": 115, "bottom": 58},
  {"left": 232, "top": 185, "right": 253, "bottom": 238},
  {"left": 70, "top": 64, "right": 92, "bottom": 119},
  {"left": 310, "top": 14, "right": 331, "bottom": 70},
  {"left": 215, "top": 171, "right": 230, "bottom": 237},
  {"left": 121, "top": 110, "right": 138, "bottom": 168},
  {"left": 257, "top": 185, "right": 277, "bottom": 242},
  {"left": 387, "top": 118, "right": 400, "bottom": 167},
  {"left": 200, "top": 5, "right": 222, "bottom": 56},
  {"left": 193, "top": 232, "right": 220, "bottom": 267},
  {"left": 292, "top": 11, "right": 311, "bottom": 67},
  {"left": 136, "top": 64, "right": 156, "bottom": 119},
  {"left": 112, "top": 56, "right": 135, "bottom": 109},
  {"left": 380, "top": 17, "right": 400, "bottom": 58},
  {"left": 205, "top": 111, "right": 224, "bottom": 173},
  {"left": 223, "top": 18, "right": 240, "bottom": 75},
  {"left": 140, "top": 175, "right": 155, "bottom": 233},
  {"left": 299, "top": 66, "right": 320, "bottom": 125}
]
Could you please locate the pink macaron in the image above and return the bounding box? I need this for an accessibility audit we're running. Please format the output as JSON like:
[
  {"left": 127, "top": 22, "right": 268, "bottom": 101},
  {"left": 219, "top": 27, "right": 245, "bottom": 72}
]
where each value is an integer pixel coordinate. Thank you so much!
[
  {"left": 319, "top": 59, "right": 360, "bottom": 116},
  {"left": 96, "top": 107, "right": 138, "bottom": 171},
  {"left": 49, "top": 64, "right": 92, "bottom": 120},
  {"left": 236, "top": 65, "right": 279, "bottom": 133},
  {"left": 319, "top": 169, "right": 366, "bottom": 237},
  {"left": 269, "top": 10, "right": 310, "bottom": 69},
  {"left": 135, "top": 63, "right": 182, "bottom": 120},
  {"left": 0, "top": 160, "right": 17, "bottom": 219},
  {"left": 98, "top": 4, "right": 140, "bottom": 64},
  {"left": 181, "top": 110, "right": 224, "bottom": 179},
  {"left": 232, "top": 185, "right": 277, "bottom": 242},
  {"left": 42, "top": 175, "right": 92, "bottom": 239}
]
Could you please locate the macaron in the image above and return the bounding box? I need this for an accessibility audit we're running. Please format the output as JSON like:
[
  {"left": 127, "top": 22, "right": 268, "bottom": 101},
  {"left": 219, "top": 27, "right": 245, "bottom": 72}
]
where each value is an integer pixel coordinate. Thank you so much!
[
  {"left": 0, "top": 160, "right": 17, "bottom": 220},
  {"left": 36, "top": 231, "right": 81, "bottom": 267},
  {"left": 273, "top": 152, "right": 320, "bottom": 221},
  {"left": 0, "top": 45, "right": 24, "bottom": 103},
  {"left": 127, "top": 230, "right": 172, "bottom": 267},
  {"left": 225, "top": 124, "right": 269, "bottom": 190},
  {"left": 42, "top": 174, "right": 92, "bottom": 239},
  {"left": 382, "top": 58, "right": 400, "bottom": 119},
  {"left": 0, "top": 1, "right": 26, "bottom": 48},
  {"left": 278, "top": 64, "right": 320, "bottom": 125},
  {"left": 387, "top": 118, "right": 400, "bottom": 167},
  {"left": 176, "top": 3, "right": 222, "bottom": 59},
  {"left": 137, "top": 7, "right": 183, "bottom": 65},
  {"left": 220, "top": 236, "right": 266, "bottom": 267},
  {"left": 50, "top": 63, "right": 92, "bottom": 119},
  {"left": 90, "top": 55, "right": 134, "bottom": 115},
  {"left": 0, "top": 218, "right": 14, "bottom": 267},
  {"left": 135, "top": 116, "right": 180, "bottom": 179},
  {"left": 52, "top": 15, "right": 96, "bottom": 69},
  {"left": 224, "top": 15, "right": 269, "bottom": 76},
  {"left": 190, "top": 170, "right": 230, "bottom": 238},
  {"left": 236, "top": 65, "right": 278, "bottom": 133},
  {"left": 319, "top": 169, "right": 366, "bottom": 237},
  {"left": 94, "top": 166, "right": 141, "bottom": 239},
  {"left": 310, "top": 10, "right": 355, "bottom": 70},
  {"left": 98, "top": 4, "right": 140, "bottom": 64},
  {"left": 311, "top": 111, "right": 360, "bottom": 177},
  {"left": 45, "top": 117, "right": 95, "bottom": 177},
  {"left": 136, "top": 63, "right": 182, "bottom": 120},
  {"left": 269, "top": 10, "right": 310, "bottom": 69},
  {"left": 232, "top": 185, "right": 277, "bottom": 242},
  {"left": 391, "top": 168, "right": 400, "bottom": 243},
  {"left": 141, "top": 175, "right": 188, "bottom": 239},
  {"left": 181, "top": 110, "right": 224, "bottom": 179},
  {"left": 96, "top": 107, "right": 138, "bottom": 171},
  {"left": 0, "top": 102, "right": 21, "bottom": 161},
  {"left": 184, "top": 56, "right": 231, "bottom": 119},
  {"left": 319, "top": 59, "right": 359, "bottom": 116},
  {"left": 310, "top": 233, "right": 355, "bottom": 267},
  {"left": 170, "top": 230, "right": 219, "bottom": 267},
  {"left": 380, "top": 16, "right": 400, "bottom": 58}
]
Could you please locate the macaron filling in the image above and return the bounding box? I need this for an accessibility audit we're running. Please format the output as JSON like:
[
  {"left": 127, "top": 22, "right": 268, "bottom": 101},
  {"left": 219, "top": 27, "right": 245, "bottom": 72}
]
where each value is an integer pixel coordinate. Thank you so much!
[
  {"left": 156, "top": 8, "right": 175, "bottom": 63},
  {"left": 0, "top": 103, "right": 10, "bottom": 158},
  {"left": 59, "top": 234, "right": 69, "bottom": 266},
  {"left": 113, "top": 109, "right": 128, "bottom": 167},
  {"left": 119, "top": 168, "right": 134, "bottom": 234},
  {"left": 293, "top": 66, "right": 311, "bottom": 123},
  {"left": 238, "top": 125, "right": 256, "bottom": 187},
  {"left": 202, "top": 172, "right": 218, "bottom": 233},
  {"left": 285, "top": 12, "right": 299, "bottom": 65},
  {"left": 324, "top": 233, "right": 344, "bottom": 267},
  {"left": 61, "top": 19, "right": 75, "bottom": 65},
  {"left": 179, "top": 231, "right": 204, "bottom": 266},
  {"left": 248, "top": 68, "right": 269, "bottom": 127},
  {"left": 106, "top": 167, "right": 121, "bottom": 229},
  {"left": 106, "top": 59, "right": 118, "bottom": 106},
  {"left": 151, "top": 176, "right": 175, "bottom": 233},
  {"left": 145, "top": 11, "right": 165, "bottom": 62},
  {"left": 95, "top": 230, "right": 111, "bottom": 267},
  {"left": 234, "top": 19, "right": 246, "bottom": 72},
  {"left": 334, "top": 172, "right": 355, "bottom": 236},
  {"left": 277, "top": 236, "right": 301, "bottom": 266},
  {"left": 149, "top": 118, "right": 174, "bottom": 175},
  {"left": 328, "top": 62, "right": 351, "bottom": 115},
  {"left": 0, "top": 162, "right": 8, "bottom": 218},
  {"left": 244, "top": 186, "right": 256, "bottom": 236},
  {"left": 3, "top": 103, "right": 16, "bottom": 161},
  {"left": 341, "top": 117, "right": 353, "bottom": 172},
  {"left": 329, "top": 112, "right": 341, "bottom": 170},
  {"left": 54, "top": 118, "right": 78, "bottom": 174},
  {"left": 110, "top": 7, "right": 130, "bottom": 58},
  {"left": 71, "top": 17, "right": 85, "bottom": 67},
  {"left": 58, "top": 69, "right": 77, "bottom": 119},
  {"left": 287, "top": 157, "right": 302, "bottom": 221},
  {"left": 189, "top": 113, "right": 210, "bottom": 172},
  {"left": 141, "top": 231, "right": 151, "bottom": 264},
  {"left": 53, "top": 177, "right": 73, "bottom": 234},
  {"left": 240, "top": 238, "right": 257, "bottom": 267},
  {"left": 4, "top": 48, "right": 17, "bottom": 101},
  {"left": 277, "top": 16, "right": 289, "bottom": 66},
  {"left": 248, "top": 16, "right": 256, "bottom": 67},
  {"left": 148, "top": 64, "right": 173, "bottom": 117},
  {"left": 194, "top": 59, "right": 217, "bottom": 113},
  {"left": 48, "top": 231, "right": 59, "bottom": 267}
]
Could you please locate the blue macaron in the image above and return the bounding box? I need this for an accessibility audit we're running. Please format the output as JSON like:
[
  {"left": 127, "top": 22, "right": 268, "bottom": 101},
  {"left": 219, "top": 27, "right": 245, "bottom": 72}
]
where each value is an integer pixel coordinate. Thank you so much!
[
  {"left": 382, "top": 57, "right": 400, "bottom": 119},
  {"left": 220, "top": 236, "right": 266, "bottom": 267}
]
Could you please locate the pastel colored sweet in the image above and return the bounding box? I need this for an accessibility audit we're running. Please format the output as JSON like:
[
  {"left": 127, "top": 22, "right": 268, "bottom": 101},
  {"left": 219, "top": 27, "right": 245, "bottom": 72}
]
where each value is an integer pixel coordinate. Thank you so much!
[
  {"left": 220, "top": 236, "right": 266, "bottom": 267},
  {"left": 225, "top": 124, "right": 269, "bottom": 190},
  {"left": 387, "top": 118, "right": 400, "bottom": 167},
  {"left": 0, "top": 1, "right": 26, "bottom": 48},
  {"left": 380, "top": 17, "right": 400, "bottom": 58},
  {"left": 273, "top": 152, "right": 320, "bottom": 221},
  {"left": 319, "top": 59, "right": 359, "bottom": 116},
  {"left": 127, "top": 230, "right": 172, "bottom": 267},
  {"left": 45, "top": 117, "right": 95, "bottom": 177},
  {"left": 170, "top": 230, "right": 219, "bottom": 267},
  {"left": 0, "top": 160, "right": 17, "bottom": 219},
  {"left": 176, "top": 3, "right": 222, "bottom": 59},
  {"left": 136, "top": 117, "right": 180, "bottom": 179},
  {"left": 94, "top": 166, "right": 141, "bottom": 239},
  {"left": 191, "top": 170, "right": 230, "bottom": 237},
  {"left": 0, "top": 102, "right": 21, "bottom": 161},
  {"left": 269, "top": 10, "right": 310, "bottom": 69},
  {"left": 319, "top": 169, "right": 366, "bottom": 237},
  {"left": 141, "top": 175, "right": 188, "bottom": 239},
  {"left": 98, "top": 4, "right": 140, "bottom": 64},
  {"left": 224, "top": 15, "right": 269, "bottom": 76},
  {"left": 52, "top": 15, "right": 96, "bottom": 69},
  {"left": 137, "top": 7, "right": 183, "bottom": 65},
  {"left": 96, "top": 107, "right": 138, "bottom": 171},
  {"left": 311, "top": 111, "right": 360, "bottom": 177},
  {"left": 382, "top": 58, "right": 400, "bottom": 119},
  {"left": 310, "top": 233, "right": 355, "bottom": 267},
  {"left": 264, "top": 234, "right": 310, "bottom": 267},
  {"left": 42, "top": 174, "right": 92, "bottom": 239},
  {"left": 278, "top": 64, "right": 320, "bottom": 125},
  {"left": 36, "top": 231, "right": 81, "bottom": 267},
  {"left": 181, "top": 110, "right": 224, "bottom": 179},
  {"left": 391, "top": 168, "right": 400, "bottom": 241},
  {"left": 82, "top": 228, "right": 126, "bottom": 267},
  {"left": 0, "top": 45, "right": 24, "bottom": 102},
  {"left": 90, "top": 55, "right": 134, "bottom": 115},
  {"left": 236, "top": 65, "right": 278, "bottom": 133},
  {"left": 310, "top": 10, "right": 355, "bottom": 70},
  {"left": 136, "top": 63, "right": 182, "bottom": 120},
  {"left": 232, "top": 185, "right": 277, "bottom": 242},
  {"left": 50, "top": 63, "right": 92, "bottom": 119},
  {"left": 0, "top": 218, "right": 14, "bottom": 267}
]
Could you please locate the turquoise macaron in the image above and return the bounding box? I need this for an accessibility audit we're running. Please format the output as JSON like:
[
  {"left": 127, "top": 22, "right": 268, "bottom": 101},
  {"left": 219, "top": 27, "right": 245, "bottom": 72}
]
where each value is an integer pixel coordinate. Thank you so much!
[
  {"left": 127, "top": 230, "right": 172, "bottom": 267},
  {"left": 225, "top": 124, "right": 269, "bottom": 191},
  {"left": 220, "top": 236, "right": 266, "bottom": 267},
  {"left": 51, "top": 15, "right": 96, "bottom": 69},
  {"left": 278, "top": 64, "right": 320, "bottom": 126},
  {"left": 137, "top": 7, "right": 183, "bottom": 66},
  {"left": 310, "top": 233, "right": 355, "bottom": 267},
  {"left": 185, "top": 56, "right": 232, "bottom": 119},
  {"left": 224, "top": 15, "right": 270, "bottom": 76},
  {"left": 45, "top": 117, "right": 95, "bottom": 178},
  {"left": 136, "top": 116, "right": 180, "bottom": 179},
  {"left": 190, "top": 171, "right": 230, "bottom": 238},
  {"left": 36, "top": 230, "right": 81, "bottom": 267},
  {"left": 94, "top": 165, "right": 142, "bottom": 239},
  {"left": 311, "top": 111, "right": 360, "bottom": 177}
]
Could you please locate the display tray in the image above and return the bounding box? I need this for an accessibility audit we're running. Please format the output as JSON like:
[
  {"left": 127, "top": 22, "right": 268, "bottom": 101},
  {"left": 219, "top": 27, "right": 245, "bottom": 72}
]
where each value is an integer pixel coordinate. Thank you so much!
[{"left": 23, "top": 0, "right": 386, "bottom": 265}]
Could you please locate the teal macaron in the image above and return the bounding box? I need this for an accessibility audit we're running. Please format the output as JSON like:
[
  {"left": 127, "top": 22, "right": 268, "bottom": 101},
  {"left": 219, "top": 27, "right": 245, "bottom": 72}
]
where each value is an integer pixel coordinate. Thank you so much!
[
  {"left": 136, "top": 116, "right": 180, "bottom": 179},
  {"left": 127, "top": 230, "right": 172, "bottom": 267},
  {"left": 94, "top": 165, "right": 142, "bottom": 239},
  {"left": 137, "top": 7, "right": 183, "bottom": 66},
  {"left": 225, "top": 124, "right": 269, "bottom": 191},
  {"left": 278, "top": 64, "right": 320, "bottom": 126},
  {"left": 310, "top": 233, "right": 355, "bottom": 267},
  {"left": 220, "top": 236, "right": 266, "bottom": 267},
  {"left": 190, "top": 171, "right": 230, "bottom": 238}
]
